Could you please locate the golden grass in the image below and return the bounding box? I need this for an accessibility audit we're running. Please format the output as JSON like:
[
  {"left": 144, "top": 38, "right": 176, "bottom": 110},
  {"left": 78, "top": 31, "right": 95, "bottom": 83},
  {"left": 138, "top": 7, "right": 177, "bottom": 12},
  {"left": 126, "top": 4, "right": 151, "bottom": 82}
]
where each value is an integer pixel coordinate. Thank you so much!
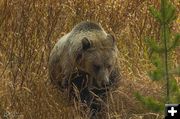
[{"left": 0, "top": 0, "right": 179, "bottom": 119}]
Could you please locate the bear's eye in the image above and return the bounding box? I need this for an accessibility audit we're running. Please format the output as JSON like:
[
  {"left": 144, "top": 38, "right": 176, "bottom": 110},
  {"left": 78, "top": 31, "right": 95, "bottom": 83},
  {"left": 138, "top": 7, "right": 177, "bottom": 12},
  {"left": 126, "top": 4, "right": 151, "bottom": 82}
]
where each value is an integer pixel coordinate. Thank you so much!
[{"left": 93, "top": 64, "right": 101, "bottom": 72}]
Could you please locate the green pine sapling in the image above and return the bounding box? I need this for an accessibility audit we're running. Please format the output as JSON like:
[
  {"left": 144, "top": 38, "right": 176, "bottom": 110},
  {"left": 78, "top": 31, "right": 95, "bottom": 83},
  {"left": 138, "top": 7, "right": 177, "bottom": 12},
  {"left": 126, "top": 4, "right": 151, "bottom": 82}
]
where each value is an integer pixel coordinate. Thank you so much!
[{"left": 135, "top": 0, "right": 180, "bottom": 112}]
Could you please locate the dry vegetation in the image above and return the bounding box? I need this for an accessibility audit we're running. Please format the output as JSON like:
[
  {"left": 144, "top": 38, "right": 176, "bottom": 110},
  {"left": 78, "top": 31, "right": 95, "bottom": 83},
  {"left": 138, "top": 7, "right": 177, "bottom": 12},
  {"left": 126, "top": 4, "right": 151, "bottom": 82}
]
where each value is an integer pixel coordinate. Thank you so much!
[{"left": 0, "top": 0, "right": 179, "bottom": 119}]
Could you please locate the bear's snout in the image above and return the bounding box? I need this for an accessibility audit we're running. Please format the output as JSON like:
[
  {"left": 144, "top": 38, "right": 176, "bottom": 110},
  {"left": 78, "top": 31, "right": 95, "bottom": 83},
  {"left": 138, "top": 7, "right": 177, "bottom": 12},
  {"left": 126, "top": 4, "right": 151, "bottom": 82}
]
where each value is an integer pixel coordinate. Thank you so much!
[{"left": 94, "top": 71, "right": 111, "bottom": 88}]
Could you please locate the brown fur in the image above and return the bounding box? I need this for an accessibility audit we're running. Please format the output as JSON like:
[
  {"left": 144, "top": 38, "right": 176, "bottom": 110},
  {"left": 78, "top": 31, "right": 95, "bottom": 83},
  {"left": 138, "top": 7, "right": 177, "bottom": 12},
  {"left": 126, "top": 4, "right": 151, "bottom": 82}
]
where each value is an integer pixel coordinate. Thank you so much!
[{"left": 48, "top": 21, "right": 120, "bottom": 118}]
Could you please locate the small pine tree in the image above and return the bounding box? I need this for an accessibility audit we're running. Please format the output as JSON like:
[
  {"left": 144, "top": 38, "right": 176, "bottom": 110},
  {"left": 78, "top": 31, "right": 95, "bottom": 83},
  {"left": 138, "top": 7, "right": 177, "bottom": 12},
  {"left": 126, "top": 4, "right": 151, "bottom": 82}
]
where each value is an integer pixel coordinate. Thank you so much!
[{"left": 135, "top": 0, "right": 180, "bottom": 112}]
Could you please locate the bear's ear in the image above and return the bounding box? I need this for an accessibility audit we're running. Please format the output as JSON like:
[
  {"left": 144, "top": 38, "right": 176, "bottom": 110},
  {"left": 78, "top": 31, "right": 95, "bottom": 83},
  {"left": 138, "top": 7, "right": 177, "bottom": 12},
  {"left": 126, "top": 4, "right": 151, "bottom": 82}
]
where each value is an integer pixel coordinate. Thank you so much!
[
  {"left": 107, "top": 34, "right": 116, "bottom": 46},
  {"left": 82, "top": 37, "right": 92, "bottom": 50}
]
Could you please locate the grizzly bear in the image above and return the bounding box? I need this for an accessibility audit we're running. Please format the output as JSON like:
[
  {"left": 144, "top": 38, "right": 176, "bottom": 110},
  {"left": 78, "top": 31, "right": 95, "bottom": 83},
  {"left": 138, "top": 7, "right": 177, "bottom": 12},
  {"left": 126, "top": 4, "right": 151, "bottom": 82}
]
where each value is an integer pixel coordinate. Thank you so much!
[{"left": 49, "top": 21, "right": 120, "bottom": 118}]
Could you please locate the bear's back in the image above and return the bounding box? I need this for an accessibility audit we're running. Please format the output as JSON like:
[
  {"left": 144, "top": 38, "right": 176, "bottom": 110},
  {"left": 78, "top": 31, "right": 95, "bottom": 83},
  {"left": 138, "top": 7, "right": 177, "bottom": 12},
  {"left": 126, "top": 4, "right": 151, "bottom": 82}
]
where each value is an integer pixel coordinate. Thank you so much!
[
  {"left": 68, "top": 21, "right": 108, "bottom": 51},
  {"left": 72, "top": 21, "right": 103, "bottom": 32}
]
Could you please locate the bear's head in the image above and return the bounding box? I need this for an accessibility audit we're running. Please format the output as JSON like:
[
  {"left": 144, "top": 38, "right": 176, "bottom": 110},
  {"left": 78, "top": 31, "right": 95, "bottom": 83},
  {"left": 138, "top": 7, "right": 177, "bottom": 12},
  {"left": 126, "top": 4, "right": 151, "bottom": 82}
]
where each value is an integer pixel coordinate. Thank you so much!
[{"left": 75, "top": 34, "right": 118, "bottom": 88}]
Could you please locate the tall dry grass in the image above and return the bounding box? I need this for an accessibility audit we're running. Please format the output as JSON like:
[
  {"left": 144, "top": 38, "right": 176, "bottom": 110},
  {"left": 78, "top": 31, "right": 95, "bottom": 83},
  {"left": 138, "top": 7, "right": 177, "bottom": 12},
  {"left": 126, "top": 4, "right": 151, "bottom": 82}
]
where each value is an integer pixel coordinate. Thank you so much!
[{"left": 0, "top": 0, "right": 179, "bottom": 119}]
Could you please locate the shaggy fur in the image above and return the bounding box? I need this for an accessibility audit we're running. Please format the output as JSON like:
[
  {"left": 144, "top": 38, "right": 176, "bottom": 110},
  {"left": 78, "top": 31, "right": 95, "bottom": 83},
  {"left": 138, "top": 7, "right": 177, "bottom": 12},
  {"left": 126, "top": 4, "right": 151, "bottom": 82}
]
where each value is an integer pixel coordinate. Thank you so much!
[{"left": 48, "top": 21, "right": 120, "bottom": 118}]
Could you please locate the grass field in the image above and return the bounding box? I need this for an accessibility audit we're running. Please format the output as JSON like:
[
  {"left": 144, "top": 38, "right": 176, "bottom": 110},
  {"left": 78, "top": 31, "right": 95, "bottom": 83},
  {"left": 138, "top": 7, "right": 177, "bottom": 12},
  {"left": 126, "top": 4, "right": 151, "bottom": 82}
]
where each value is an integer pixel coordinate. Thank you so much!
[{"left": 0, "top": 0, "right": 179, "bottom": 119}]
